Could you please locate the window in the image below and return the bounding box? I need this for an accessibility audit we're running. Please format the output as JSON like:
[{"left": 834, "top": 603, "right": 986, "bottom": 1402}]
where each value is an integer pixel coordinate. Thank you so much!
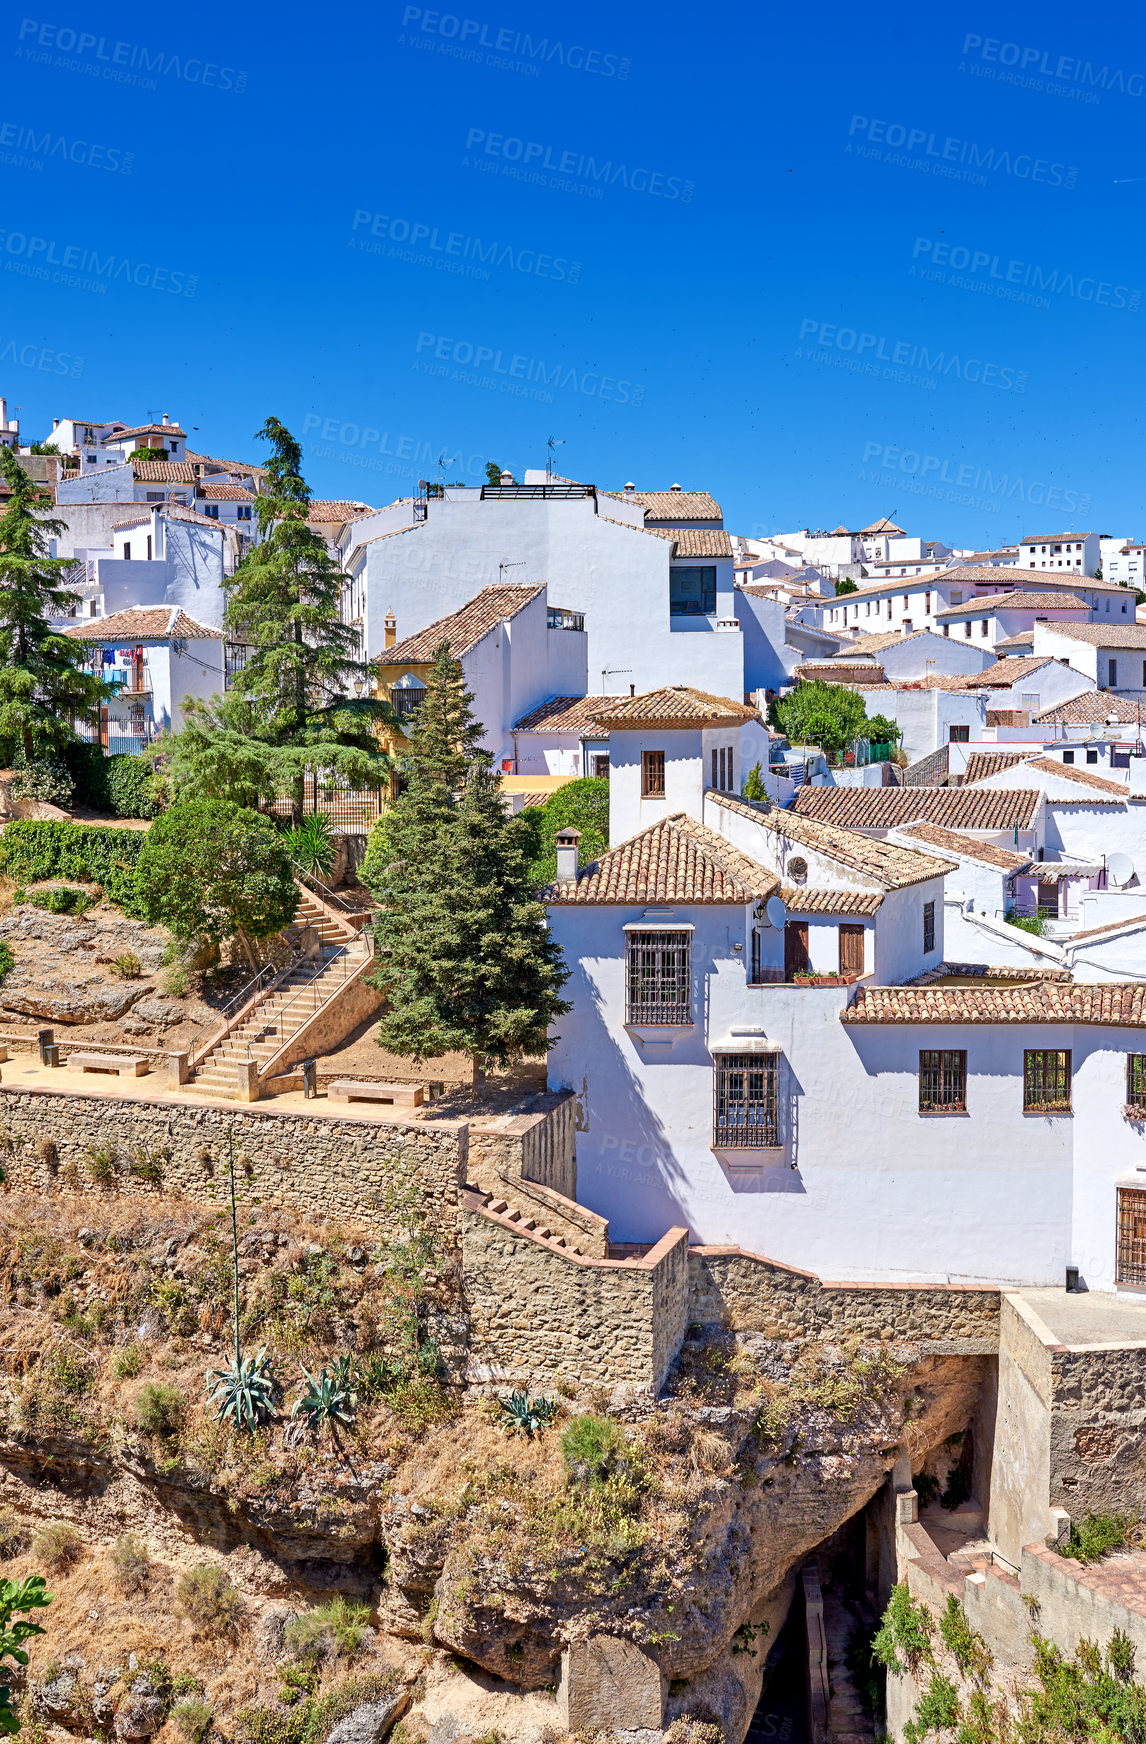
[
  {"left": 925, "top": 592, "right": 931, "bottom": 614},
  {"left": 838, "top": 924, "right": 864, "bottom": 976},
  {"left": 670, "top": 566, "right": 716, "bottom": 615},
  {"left": 1086, "top": 749, "right": 1098, "bottom": 764},
  {"left": 389, "top": 676, "right": 426, "bottom": 718},
  {"left": 591, "top": 753, "right": 609, "bottom": 780},
  {"left": 1062, "top": 749, "right": 1075, "bottom": 763},
  {"left": 711, "top": 748, "right": 718, "bottom": 789},
  {"left": 1117, "top": 1186, "right": 1146, "bottom": 1286},
  {"left": 203, "top": 502, "right": 219, "bottom": 519},
  {"left": 122, "top": 542, "right": 131, "bottom": 561},
  {"left": 951, "top": 591, "right": 963, "bottom": 604},
  {"left": 626, "top": 929, "right": 691, "bottom": 1024},
  {"left": 1128, "top": 1054, "right": 1146, "bottom": 1112},
  {"left": 1021, "top": 693, "right": 1039, "bottom": 711},
  {"left": 1110, "top": 659, "right": 1119, "bottom": 687},
  {"left": 237, "top": 504, "right": 252, "bottom": 520},
  {"left": 714, "top": 1052, "right": 779, "bottom": 1147},
  {"left": 919, "top": 1049, "right": 967, "bottom": 1112},
  {"left": 943, "top": 624, "right": 950, "bottom": 637},
  {"left": 1024, "top": 1049, "right": 1071, "bottom": 1111},
  {"left": 964, "top": 620, "right": 972, "bottom": 637},
  {"left": 981, "top": 619, "right": 989, "bottom": 636},
  {"left": 948, "top": 724, "right": 969, "bottom": 743},
  {"left": 923, "top": 900, "right": 936, "bottom": 954},
  {"left": 642, "top": 749, "right": 666, "bottom": 797}
]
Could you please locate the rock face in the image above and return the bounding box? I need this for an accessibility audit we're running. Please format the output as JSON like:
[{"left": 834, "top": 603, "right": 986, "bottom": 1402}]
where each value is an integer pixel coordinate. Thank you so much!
[
  {"left": 0, "top": 906, "right": 173, "bottom": 1026},
  {"left": 324, "top": 1690, "right": 410, "bottom": 1744},
  {"left": 557, "top": 1637, "right": 666, "bottom": 1732}
]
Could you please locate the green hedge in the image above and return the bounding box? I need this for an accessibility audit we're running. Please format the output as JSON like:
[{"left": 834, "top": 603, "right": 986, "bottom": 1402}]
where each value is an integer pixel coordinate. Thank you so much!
[
  {"left": 64, "top": 744, "right": 161, "bottom": 819},
  {"left": 0, "top": 820, "right": 147, "bottom": 910}
]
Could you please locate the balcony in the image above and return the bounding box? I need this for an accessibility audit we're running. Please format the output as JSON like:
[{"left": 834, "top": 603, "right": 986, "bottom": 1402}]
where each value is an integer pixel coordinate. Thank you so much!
[{"left": 547, "top": 606, "right": 585, "bottom": 631}]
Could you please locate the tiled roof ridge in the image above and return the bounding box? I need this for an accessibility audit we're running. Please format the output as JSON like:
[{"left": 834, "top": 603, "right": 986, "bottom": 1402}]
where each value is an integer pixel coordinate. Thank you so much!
[
  {"left": 594, "top": 685, "right": 759, "bottom": 727},
  {"left": 935, "top": 590, "right": 1089, "bottom": 619},
  {"left": 964, "top": 657, "right": 1055, "bottom": 687},
  {"left": 791, "top": 785, "right": 1042, "bottom": 831},
  {"left": 893, "top": 820, "right": 1032, "bottom": 871},
  {"left": 64, "top": 605, "right": 220, "bottom": 640},
  {"left": 512, "top": 694, "right": 609, "bottom": 733},
  {"left": 844, "top": 981, "right": 1146, "bottom": 1025},
  {"left": 543, "top": 810, "right": 778, "bottom": 905},
  {"left": 705, "top": 790, "right": 956, "bottom": 890},
  {"left": 1025, "top": 756, "right": 1129, "bottom": 797},
  {"left": 383, "top": 583, "right": 545, "bottom": 664}
]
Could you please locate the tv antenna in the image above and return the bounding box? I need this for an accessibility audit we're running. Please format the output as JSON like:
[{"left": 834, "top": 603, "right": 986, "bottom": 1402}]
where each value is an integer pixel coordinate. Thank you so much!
[
  {"left": 546, "top": 436, "right": 565, "bottom": 482},
  {"left": 435, "top": 451, "right": 457, "bottom": 487},
  {"left": 499, "top": 561, "right": 526, "bottom": 583}
]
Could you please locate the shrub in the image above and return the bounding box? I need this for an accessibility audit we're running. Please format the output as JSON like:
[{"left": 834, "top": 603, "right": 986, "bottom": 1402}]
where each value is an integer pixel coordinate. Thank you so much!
[
  {"left": 1063, "top": 1511, "right": 1130, "bottom": 1563},
  {"left": 162, "top": 961, "right": 190, "bottom": 998},
  {"left": 29, "top": 885, "right": 92, "bottom": 915},
  {"left": 561, "top": 1412, "right": 622, "bottom": 1479},
  {"left": 134, "top": 1381, "right": 182, "bottom": 1436},
  {"left": 64, "top": 744, "right": 160, "bottom": 818},
  {"left": 519, "top": 778, "right": 610, "bottom": 886},
  {"left": 873, "top": 1583, "right": 933, "bottom": 1676},
  {"left": 32, "top": 1521, "right": 82, "bottom": 1570},
  {"left": 175, "top": 1563, "right": 241, "bottom": 1632},
  {"left": 0, "top": 941, "right": 12, "bottom": 984},
  {"left": 284, "top": 814, "right": 336, "bottom": 880},
  {"left": 283, "top": 1597, "right": 371, "bottom": 1664},
  {"left": 135, "top": 800, "right": 298, "bottom": 945},
  {"left": 234, "top": 1672, "right": 398, "bottom": 1744},
  {"left": 10, "top": 761, "right": 75, "bottom": 809},
  {"left": 497, "top": 1390, "right": 558, "bottom": 1436},
  {"left": 0, "top": 820, "right": 146, "bottom": 909},
  {"left": 0, "top": 1505, "right": 24, "bottom": 1557},
  {"left": 85, "top": 1144, "right": 118, "bottom": 1185},
  {"left": 171, "top": 1698, "right": 213, "bottom": 1742},
  {"left": 111, "top": 1531, "right": 150, "bottom": 1593},
  {"left": 111, "top": 951, "right": 142, "bottom": 979}
]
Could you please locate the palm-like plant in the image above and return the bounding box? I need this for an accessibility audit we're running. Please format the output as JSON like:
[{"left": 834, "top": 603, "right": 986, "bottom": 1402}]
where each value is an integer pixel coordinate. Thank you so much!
[
  {"left": 285, "top": 813, "right": 336, "bottom": 880},
  {"left": 292, "top": 1355, "right": 357, "bottom": 1437},
  {"left": 206, "top": 1346, "right": 277, "bottom": 1430},
  {"left": 498, "top": 1389, "right": 559, "bottom": 1437}
]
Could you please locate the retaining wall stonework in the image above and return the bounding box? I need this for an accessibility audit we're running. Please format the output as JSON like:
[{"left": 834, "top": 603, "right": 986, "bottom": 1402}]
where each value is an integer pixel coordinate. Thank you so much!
[
  {"left": 460, "top": 1197, "right": 689, "bottom": 1392},
  {"left": 1049, "top": 1342, "right": 1146, "bottom": 1523},
  {"left": 688, "top": 1246, "right": 1000, "bottom": 1353},
  {"left": 467, "top": 1092, "right": 577, "bottom": 1199},
  {"left": 0, "top": 1084, "right": 468, "bottom": 1243}
]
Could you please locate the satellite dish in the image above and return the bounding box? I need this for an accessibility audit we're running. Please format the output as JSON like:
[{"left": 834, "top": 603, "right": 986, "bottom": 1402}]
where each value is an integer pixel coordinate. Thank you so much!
[
  {"left": 765, "top": 895, "right": 789, "bottom": 930},
  {"left": 1108, "top": 853, "right": 1135, "bottom": 888}
]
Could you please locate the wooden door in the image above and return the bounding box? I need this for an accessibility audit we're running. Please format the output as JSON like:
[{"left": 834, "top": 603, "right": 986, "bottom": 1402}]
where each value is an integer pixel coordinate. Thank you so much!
[
  {"left": 839, "top": 924, "right": 865, "bottom": 977},
  {"left": 785, "top": 921, "right": 810, "bottom": 980}
]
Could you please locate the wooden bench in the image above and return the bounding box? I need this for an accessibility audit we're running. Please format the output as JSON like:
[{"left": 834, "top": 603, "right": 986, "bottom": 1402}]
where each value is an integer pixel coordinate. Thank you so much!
[
  {"left": 68, "top": 1052, "right": 151, "bottom": 1078},
  {"left": 327, "top": 1078, "right": 423, "bottom": 1108}
]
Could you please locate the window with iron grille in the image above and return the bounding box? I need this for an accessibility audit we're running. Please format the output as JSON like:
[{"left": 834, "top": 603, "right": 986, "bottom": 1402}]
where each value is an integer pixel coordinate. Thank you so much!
[
  {"left": 1024, "top": 1049, "right": 1071, "bottom": 1111},
  {"left": 626, "top": 930, "right": 691, "bottom": 1024},
  {"left": 919, "top": 1049, "right": 967, "bottom": 1112},
  {"left": 1128, "top": 1055, "right": 1146, "bottom": 1111},
  {"left": 1118, "top": 1187, "right": 1146, "bottom": 1286},
  {"left": 923, "top": 900, "right": 936, "bottom": 954},
  {"left": 642, "top": 749, "right": 666, "bottom": 797},
  {"left": 714, "top": 1052, "right": 779, "bottom": 1147}
]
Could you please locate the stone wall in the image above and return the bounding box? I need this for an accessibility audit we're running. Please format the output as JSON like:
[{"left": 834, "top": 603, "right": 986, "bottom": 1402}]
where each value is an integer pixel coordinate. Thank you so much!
[
  {"left": 467, "top": 1092, "right": 576, "bottom": 1199},
  {"left": 460, "top": 1191, "right": 689, "bottom": 1392},
  {"left": 688, "top": 1245, "right": 1000, "bottom": 1354},
  {"left": 0, "top": 1083, "right": 468, "bottom": 1244},
  {"left": 272, "top": 972, "right": 384, "bottom": 1078},
  {"left": 1049, "top": 1341, "right": 1146, "bottom": 1525}
]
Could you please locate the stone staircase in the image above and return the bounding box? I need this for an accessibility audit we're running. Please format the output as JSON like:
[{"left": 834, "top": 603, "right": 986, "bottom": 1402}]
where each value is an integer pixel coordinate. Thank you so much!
[
  {"left": 186, "top": 882, "right": 371, "bottom": 1099},
  {"left": 821, "top": 1580, "right": 876, "bottom": 1744},
  {"left": 463, "top": 1184, "right": 594, "bottom": 1259}
]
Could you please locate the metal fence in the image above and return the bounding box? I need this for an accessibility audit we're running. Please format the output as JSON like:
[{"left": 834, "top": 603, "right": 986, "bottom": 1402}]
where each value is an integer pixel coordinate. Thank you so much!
[{"left": 266, "top": 775, "right": 387, "bottom": 831}]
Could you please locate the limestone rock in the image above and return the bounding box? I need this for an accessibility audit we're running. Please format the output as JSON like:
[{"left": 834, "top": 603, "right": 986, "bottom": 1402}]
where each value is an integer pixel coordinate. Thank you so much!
[
  {"left": 114, "top": 1692, "right": 166, "bottom": 1739},
  {"left": 133, "top": 997, "right": 185, "bottom": 1027},
  {"left": 1, "top": 984, "right": 147, "bottom": 1022},
  {"left": 323, "top": 1688, "right": 409, "bottom": 1744},
  {"left": 33, "top": 1669, "right": 80, "bottom": 1723},
  {"left": 557, "top": 1636, "right": 665, "bottom": 1733}
]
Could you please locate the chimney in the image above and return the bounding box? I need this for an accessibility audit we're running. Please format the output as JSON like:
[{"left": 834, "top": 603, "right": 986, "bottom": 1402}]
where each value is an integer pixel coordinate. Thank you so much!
[
  {"left": 624, "top": 481, "right": 635, "bottom": 492},
  {"left": 52, "top": 418, "right": 59, "bottom": 430},
  {"left": 162, "top": 413, "right": 169, "bottom": 426},
  {"left": 0, "top": 399, "right": 6, "bottom": 427},
  {"left": 670, "top": 482, "right": 682, "bottom": 491},
  {"left": 555, "top": 827, "right": 581, "bottom": 882},
  {"left": 630, "top": 682, "right": 635, "bottom": 696},
  {"left": 384, "top": 612, "right": 396, "bottom": 649}
]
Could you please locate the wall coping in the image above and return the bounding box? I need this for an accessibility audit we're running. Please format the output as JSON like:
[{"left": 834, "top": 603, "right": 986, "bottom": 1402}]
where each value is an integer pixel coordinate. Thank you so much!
[
  {"left": 691, "top": 1242, "right": 1003, "bottom": 1296},
  {"left": 462, "top": 1187, "right": 687, "bottom": 1273}
]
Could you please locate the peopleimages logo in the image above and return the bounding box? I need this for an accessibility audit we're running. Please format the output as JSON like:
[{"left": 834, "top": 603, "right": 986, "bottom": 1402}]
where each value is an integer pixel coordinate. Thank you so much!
[
  {"left": 911, "top": 238, "right": 1140, "bottom": 311},
  {"left": 464, "top": 128, "right": 694, "bottom": 201},
  {"left": 859, "top": 441, "right": 1092, "bottom": 515},
  {"left": 0, "top": 333, "right": 84, "bottom": 377},
  {"left": 16, "top": 19, "right": 248, "bottom": 92},
  {"left": 0, "top": 228, "right": 197, "bottom": 297},
  {"left": 847, "top": 115, "right": 1078, "bottom": 188},
  {"left": 797, "top": 319, "right": 1028, "bottom": 392},
  {"left": 350, "top": 209, "right": 581, "bottom": 284},
  {"left": 399, "top": 8, "right": 630, "bottom": 78},
  {"left": 960, "top": 32, "right": 1144, "bottom": 100},
  {"left": 0, "top": 119, "right": 133, "bottom": 174},
  {"left": 414, "top": 331, "right": 645, "bottom": 407}
]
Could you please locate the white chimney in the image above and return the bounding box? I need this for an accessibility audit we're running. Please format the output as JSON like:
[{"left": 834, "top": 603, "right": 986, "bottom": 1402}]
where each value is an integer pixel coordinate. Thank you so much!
[
  {"left": 162, "top": 413, "right": 169, "bottom": 425},
  {"left": 555, "top": 827, "right": 581, "bottom": 882},
  {"left": 670, "top": 481, "right": 682, "bottom": 491},
  {"left": 0, "top": 400, "right": 6, "bottom": 427}
]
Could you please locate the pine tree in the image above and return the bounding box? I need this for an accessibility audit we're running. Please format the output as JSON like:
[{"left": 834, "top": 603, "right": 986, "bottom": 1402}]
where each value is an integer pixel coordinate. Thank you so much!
[
  {"left": 742, "top": 761, "right": 767, "bottom": 801},
  {"left": 0, "top": 447, "right": 110, "bottom": 762},
  {"left": 367, "top": 643, "right": 571, "bottom": 1094},
  {"left": 167, "top": 419, "right": 392, "bottom": 820}
]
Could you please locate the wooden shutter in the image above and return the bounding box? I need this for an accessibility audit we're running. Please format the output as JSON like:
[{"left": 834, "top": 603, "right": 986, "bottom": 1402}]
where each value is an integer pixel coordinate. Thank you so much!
[
  {"left": 838, "top": 924, "right": 865, "bottom": 976},
  {"left": 784, "top": 921, "right": 810, "bottom": 979}
]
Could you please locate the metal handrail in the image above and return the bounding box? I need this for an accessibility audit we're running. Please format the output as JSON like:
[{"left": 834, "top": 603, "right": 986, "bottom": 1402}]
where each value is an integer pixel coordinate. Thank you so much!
[
  {"left": 255, "top": 932, "right": 374, "bottom": 1081},
  {"left": 291, "top": 858, "right": 356, "bottom": 915},
  {"left": 186, "top": 956, "right": 295, "bottom": 1066}
]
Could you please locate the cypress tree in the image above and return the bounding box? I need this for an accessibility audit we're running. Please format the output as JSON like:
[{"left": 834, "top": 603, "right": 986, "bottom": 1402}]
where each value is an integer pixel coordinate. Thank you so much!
[
  {"left": 0, "top": 447, "right": 110, "bottom": 762},
  {"left": 367, "top": 643, "right": 571, "bottom": 1094}
]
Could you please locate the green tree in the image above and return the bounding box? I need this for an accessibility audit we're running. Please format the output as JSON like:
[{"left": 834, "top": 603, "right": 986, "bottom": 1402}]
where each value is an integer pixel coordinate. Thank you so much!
[
  {"left": 135, "top": 798, "right": 297, "bottom": 964},
  {"left": 520, "top": 777, "right": 609, "bottom": 885},
  {"left": 162, "top": 420, "right": 392, "bottom": 821},
  {"left": 862, "top": 713, "right": 901, "bottom": 744},
  {"left": 770, "top": 680, "right": 868, "bottom": 759},
  {"left": 834, "top": 577, "right": 859, "bottom": 596},
  {"left": 742, "top": 761, "right": 768, "bottom": 801},
  {"left": 0, "top": 1574, "right": 52, "bottom": 1734},
  {"left": 366, "top": 643, "right": 570, "bottom": 1093},
  {"left": 484, "top": 460, "right": 503, "bottom": 486},
  {"left": 0, "top": 448, "right": 110, "bottom": 763}
]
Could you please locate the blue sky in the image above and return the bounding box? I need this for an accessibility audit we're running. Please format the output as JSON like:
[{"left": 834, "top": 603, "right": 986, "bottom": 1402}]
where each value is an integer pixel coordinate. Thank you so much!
[{"left": 2, "top": 0, "right": 1144, "bottom": 546}]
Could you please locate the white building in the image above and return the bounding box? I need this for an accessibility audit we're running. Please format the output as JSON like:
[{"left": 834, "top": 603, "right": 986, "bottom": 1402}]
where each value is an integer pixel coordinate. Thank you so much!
[
  {"left": 817, "top": 566, "right": 1125, "bottom": 641},
  {"left": 1018, "top": 531, "right": 1100, "bottom": 575},
  {"left": 1103, "top": 541, "right": 1146, "bottom": 590},
  {"left": 0, "top": 398, "right": 19, "bottom": 450},
  {"left": 64, "top": 605, "right": 223, "bottom": 750},
  {"left": 1031, "top": 620, "right": 1146, "bottom": 697}
]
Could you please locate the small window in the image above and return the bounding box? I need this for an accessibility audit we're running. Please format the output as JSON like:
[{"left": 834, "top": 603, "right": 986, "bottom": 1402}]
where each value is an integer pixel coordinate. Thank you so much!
[
  {"left": 838, "top": 923, "right": 864, "bottom": 977},
  {"left": 919, "top": 1049, "right": 967, "bottom": 1112},
  {"left": 1086, "top": 749, "right": 1098, "bottom": 764},
  {"left": 626, "top": 929, "right": 691, "bottom": 1024},
  {"left": 122, "top": 542, "right": 131, "bottom": 561},
  {"left": 964, "top": 620, "right": 972, "bottom": 637},
  {"left": 981, "top": 619, "right": 989, "bottom": 636},
  {"left": 238, "top": 504, "right": 252, "bottom": 520},
  {"left": 923, "top": 900, "right": 936, "bottom": 954},
  {"left": 1117, "top": 1186, "right": 1146, "bottom": 1285},
  {"left": 642, "top": 749, "right": 666, "bottom": 797},
  {"left": 389, "top": 675, "right": 426, "bottom": 719},
  {"left": 711, "top": 748, "right": 718, "bottom": 789},
  {"left": 591, "top": 753, "right": 610, "bottom": 780},
  {"left": 1024, "top": 1049, "right": 1071, "bottom": 1112},
  {"left": 948, "top": 724, "right": 969, "bottom": 743},
  {"left": 714, "top": 1052, "right": 779, "bottom": 1147},
  {"left": 1063, "top": 750, "right": 1075, "bottom": 764},
  {"left": 1128, "top": 1054, "right": 1146, "bottom": 1114},
  {"left": 1110, "top": 659, "right": 1119, "bottom": 687},
  {"left": 670, "top": 566, "right": 716, "bottom": 616}
]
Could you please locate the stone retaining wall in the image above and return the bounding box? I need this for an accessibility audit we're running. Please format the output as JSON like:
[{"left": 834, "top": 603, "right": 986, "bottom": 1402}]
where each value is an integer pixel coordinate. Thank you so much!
[
  {"left": 0, "top": 1084, "right": 468, "bottom": 1243},
  {"left": 688, "top": 1245, "right": 1000, "bottom": 1353},
  {"left": 467, "top": 1092, "right": 577, "bottom": 1200}
]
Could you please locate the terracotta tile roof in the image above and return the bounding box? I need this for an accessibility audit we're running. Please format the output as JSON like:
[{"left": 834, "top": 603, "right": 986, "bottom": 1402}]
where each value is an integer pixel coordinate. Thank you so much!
[
  {"left": 894, "top": 820, "right": 1032, "bottom": 871},
  {"left": 963, "top": 656, "right": 1057, "bottom": 688},
  {"left": 196, "top": 482, "right": 254, "bottom": 501},
  {"left": 594, "top": 686, "right": 759, "bottom": 728},
  {"left": 859, "top": 518, "right": 906, "bottom": 535},
  {"left": 963, "top": 751, "right": 1034, "bottom": 783},
  {"left": 994, "top": 633, "right": 1034, "bottom": 652},
  {"left": 305, "top": 499, "right": 375, "bottom": 522},
  {"left": 1065, "top": 915, "right": 1146, "bottom": 945},
  {"left": 645, "top": 527, "right": 734, "bottom": 558},
  {"left": 935, "top": 590, "right": 1089, "bottom": 620},
  {"left": 184, "top": 449, "right": 267, "bottom": 478},
  {"left": 113, "top": 422, "right": 187, "bottom": 441},
  {"left": 1022, "top": 530, "right": 1095, "bottom": 542},
  {"left": 131, "top": 460, "right": 196, "bottom": 482},
  {"left": 791, "top": 785, "right": 1042, "bottom": 832},
  {"left": 843, "top": 981, "right": 1146, "bottom": 1026},
  {"left": 828, "top": 565, "right": 1124, "bottom": 604},
  {"left": 1032, "top": 692, "right": 1137, "bottom": 724},
  {"left": 1024, "top": 756, "right": 1129, "bottom": 798},
  {"left": 705, "top": 791, "right": 955, "bottom": 890},
  {"left": 622, "top": 491, "right": 722, "bottom": 522},
  {"left": 795, "top": 664, "right": 887, "bottom": 685},
  {"left": 779, "top": 887, "right": 884, "bottom": 914},
  {"left": 64, "top": 606, "right": 220, "bottom": 640},
  {"left": 543, "top": 812, "right": 777, "bottom": 905},
  {"left": 513, "top": 695, "right": 609, "bottom": 734},
  {"left": 1036, "top": 621, "right": 1146, "bottom": 649},
  {"left": 838, "top": 629, "right": 932, "bottom": 655},
  {"left": 383, "top": 584, "right": 544, "bottom": 665}
]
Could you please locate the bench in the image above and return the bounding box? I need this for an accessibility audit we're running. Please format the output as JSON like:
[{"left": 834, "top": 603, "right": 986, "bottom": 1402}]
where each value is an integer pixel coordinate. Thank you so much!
[
  {"left": 327, "top": 1078, "right": 423, "bottom": 1108},
  {"left": 68, "top": 1052, "right": 151, "bottom": 1078}
]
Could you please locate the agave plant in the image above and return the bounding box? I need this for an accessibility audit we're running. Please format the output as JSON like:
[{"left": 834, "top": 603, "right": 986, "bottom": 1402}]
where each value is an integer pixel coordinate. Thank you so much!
[
  {"left": 206, "top": 1346, "right": 278, "bottom": 1430},
  {"left": 497, "top": 1389, "right": 559, "bottom": 1437},
  {"left": 292, "top": 1355, "right": 358, "bottom": 1437},
  {"left": 285, "top": 813, "right": 336, "bottom": 880}
]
